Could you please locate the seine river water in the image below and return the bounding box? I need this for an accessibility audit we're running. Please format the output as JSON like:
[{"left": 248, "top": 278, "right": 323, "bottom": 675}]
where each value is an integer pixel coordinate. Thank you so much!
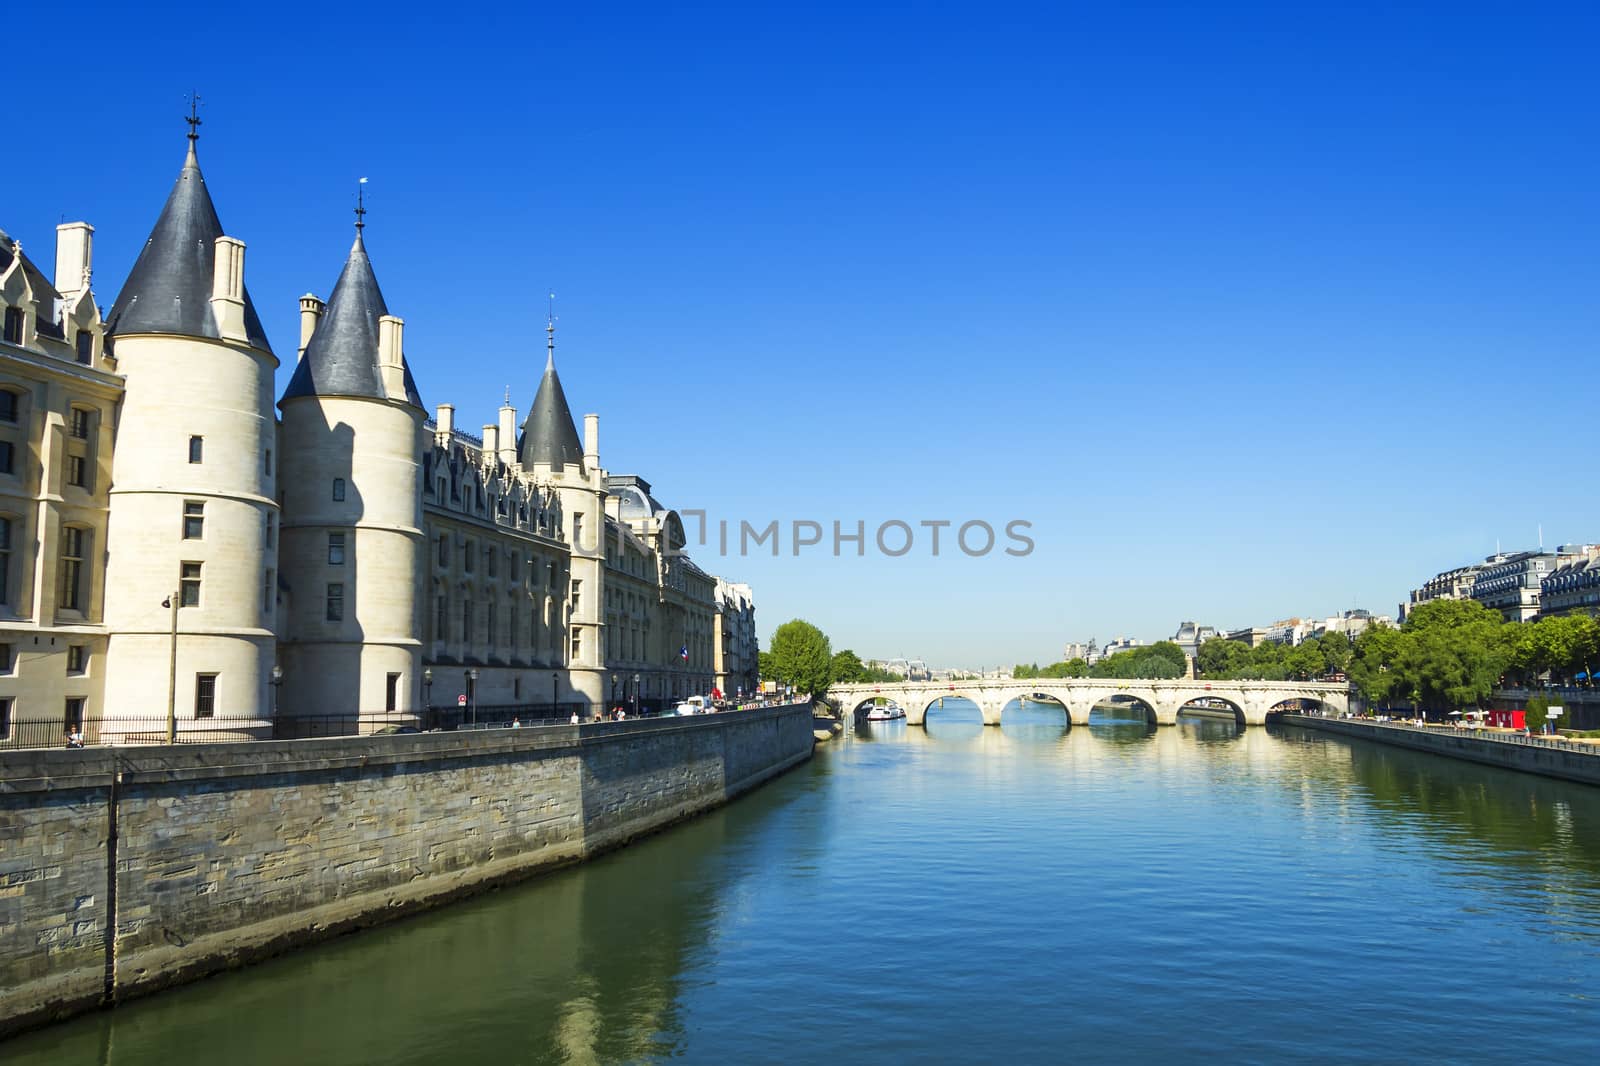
[{"left": 9, "top": 701, "right": 1600, "bottom": 1064}]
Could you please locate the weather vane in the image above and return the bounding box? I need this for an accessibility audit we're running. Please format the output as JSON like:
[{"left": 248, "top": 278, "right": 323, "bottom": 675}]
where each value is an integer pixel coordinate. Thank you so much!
[
  {"left": 185, "top": 91, "right": 203, "bottom": 141},
  {"left": 355, "top": 177, "right": 369, "bottom": 232}
]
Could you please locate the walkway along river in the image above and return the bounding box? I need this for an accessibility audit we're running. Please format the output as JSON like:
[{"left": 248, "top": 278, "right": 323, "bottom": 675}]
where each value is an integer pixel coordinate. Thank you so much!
[{"left": 5, "top": 701, "right": 1600, "bottom": 1063}]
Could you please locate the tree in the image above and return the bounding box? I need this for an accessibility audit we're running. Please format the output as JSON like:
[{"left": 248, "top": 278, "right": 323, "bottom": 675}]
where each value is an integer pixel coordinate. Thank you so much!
[
  {"left": 758, "top": 650, "right": 776, "bottom": 681},
  {"left": 1318, "top": 631, "right": 1352, "bottom": 675},
  {"left": 767, "top": 619, "right": 833, "bottom": 699},
  {"left": 1197, "top": 638, "right": 1252, "bottom": 678},
  {"left": 830, "top": 649, "right": 866, "bottom": 685}
]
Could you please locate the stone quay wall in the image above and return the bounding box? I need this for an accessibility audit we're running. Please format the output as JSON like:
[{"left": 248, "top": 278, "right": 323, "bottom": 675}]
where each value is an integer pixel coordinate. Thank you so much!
[
  {"left": 0, "top": 703, "right": 814, "bottom": 1038},
  {"left": 1279, "top": 714, "right": 1600, "bottom": 787}
]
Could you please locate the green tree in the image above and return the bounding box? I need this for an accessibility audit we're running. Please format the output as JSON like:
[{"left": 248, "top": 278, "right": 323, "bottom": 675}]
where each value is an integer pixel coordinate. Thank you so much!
[
  {"left": 1197, "top": 638, "right": 1252, "bottom": 678},
  {"left": 1349, "top": 621, "right": 1404, "bottom": 708},
  {"left": 1318, "top": 631, "right": 1352, "bottom": 675},
  {"left": 767, "top": 619, "right": 833, "bottom": 698},
  {"left": 830, "top": 649, "right": 866, "bottom": 685}
]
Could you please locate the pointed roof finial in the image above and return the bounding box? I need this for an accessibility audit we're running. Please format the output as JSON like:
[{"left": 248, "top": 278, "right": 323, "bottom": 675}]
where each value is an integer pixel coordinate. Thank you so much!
[
  {"left": 546, "top": 291, "right": 557, "bottom": 370},
  {"left": 355, "top": 177, "right": 369, "bottom": 233},
  {"left": 504, "top": 385, "right": 511, "bottom": 405},
  {"left": 185, "top": 92, "right": 202, "bottom": 143}
]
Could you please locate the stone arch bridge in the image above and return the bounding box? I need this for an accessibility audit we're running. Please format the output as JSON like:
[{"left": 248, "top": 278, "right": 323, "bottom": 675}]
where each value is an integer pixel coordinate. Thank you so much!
[{"left": 828, "top": 678, "right": 1349, "bottom": 727}]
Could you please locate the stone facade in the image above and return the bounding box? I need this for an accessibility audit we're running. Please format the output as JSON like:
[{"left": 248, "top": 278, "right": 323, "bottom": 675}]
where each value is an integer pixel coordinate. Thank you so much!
[
  {"left": 0, "top": 702, "right": 814, "bottom": 1037},
  {"left": 0, "top": 130, "right": 755, "bottom": 739}
]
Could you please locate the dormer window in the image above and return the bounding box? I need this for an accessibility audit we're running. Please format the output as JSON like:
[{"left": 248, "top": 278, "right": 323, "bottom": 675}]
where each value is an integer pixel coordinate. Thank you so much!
[
  {"left": 2, "top": 307, "right": 21, "bottom": 345},
  {"left": 75, "top": 331, "right": 93, "bottom": 365}
]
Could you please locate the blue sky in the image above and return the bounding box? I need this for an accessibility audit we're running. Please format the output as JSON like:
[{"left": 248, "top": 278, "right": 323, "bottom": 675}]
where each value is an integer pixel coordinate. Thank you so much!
[{"left": 8, "top": 2, "right": 1599, "bottom": 667}]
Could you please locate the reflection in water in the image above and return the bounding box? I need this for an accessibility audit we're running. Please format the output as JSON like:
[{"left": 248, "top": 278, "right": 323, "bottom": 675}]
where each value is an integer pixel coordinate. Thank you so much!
[{"left": 9, "top": 719, "right": 1600, "bottom": 1064}]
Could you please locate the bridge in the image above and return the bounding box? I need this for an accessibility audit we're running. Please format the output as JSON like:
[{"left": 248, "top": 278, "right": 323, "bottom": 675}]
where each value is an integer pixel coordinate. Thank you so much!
[{"left": 828, "top": 678, "right": 1350, "bottom": 727}]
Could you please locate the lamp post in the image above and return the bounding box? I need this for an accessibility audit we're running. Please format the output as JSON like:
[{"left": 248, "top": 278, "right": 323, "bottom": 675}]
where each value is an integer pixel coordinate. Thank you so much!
[
  {"left": 423, "top": 667, "right": 433, "bottom": 729},
  {"left": 632, "top": 673, "right": 640, "bottom": 719},
  {"left": 552, "top": 671, "right": 559, "bottom": 720},
  {"left": 468, "top": 668, "right": 479, "bottom": 726},
  {"left": 270, "top": 664, "right": 283, "bottom": 718},
  {"left": 161, "top": 591, "right": 179, "bottom": 744}
]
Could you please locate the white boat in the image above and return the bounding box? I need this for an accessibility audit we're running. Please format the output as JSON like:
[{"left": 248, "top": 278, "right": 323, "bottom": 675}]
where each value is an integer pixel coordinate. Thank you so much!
[{"left": 865, "top": 702, "right": 905, "bottom": 721}]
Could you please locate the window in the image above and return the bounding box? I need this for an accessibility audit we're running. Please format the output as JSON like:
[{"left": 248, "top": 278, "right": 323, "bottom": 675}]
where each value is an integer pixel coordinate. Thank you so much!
[
  {"left": 0, "top": 440, "right": 13, "bottom": 475},
  {"left": 64, "top": 697, "right": 85, "bottom": 731},
  {"left": 70, "top": 408, "right": 90, "bottom": 439},
  {"left": 263, "top": 569, "right": 273, "bottom": 615},
  {"left": 513, "top": 677, "right": 521, "bottom": 700},
  {"left": 488, "top": 603, "right": 497, "bottom": 647},
  {"left": 0, "top": 642, "right": 12, "bottom": 673},
  {"left": 0, "top": 697, "right": 10, "bottom": 738},
  {"left": 571, "top": 580, "right": 581, "bottom": 613},
  {"left": 332, "top": 477, "right": 345, "bottom": 501},
  {"left": 188, "top": 436, "right": 203, "bottom": 463},
  {"left": 180, "top": 561, "right": 201, "bottom": 607},
  {"left": 59, "top": 527, "right": 86, "bottom": 611},
  {"left": 2, "top": 307, "right": 22, "bottom": 344},
  {"left": 263, "top": 513, "right": 274, "bottom": 548},
  {"left": 462, "top": 599, "right": 472, "bottom": 643},
  {"left": 328, "top": 532, "right": 346, "bottom": 565},
  {"left": 0, "top": 390, "right": 15, "bottom": 423},
  {"left": 194, "top": 675, "right": 216, "bottom": 719},
  {"left": 76, "top": 331, "right": 93, "bottom": 365},
  {"left": 571, "top": 631, "right": 581, "bottom": 660},
  {"left": 487, "top": 547, "right": 498, "bottom": 578},
  {"left": 67, "top": 645, "right": 86, "bottom": 675},
  {"left": 264, "top": 449, "right": 272, "bottom": 476},
  {"left": 464, "top": 541, "right": 474, "bottom": 573},
  {"left": 437, "top": 534, "right": 448, "bottom": 567},
  {"left": 326, "top": 582, "right": 344, "bottom": 622},
  {"left": 434, "top": 593, "right": 446, "bottom": 643},
  {"left": 182, "top": 500, "right": 204, "bottom": 539},
  {"left": 386, "top": 673, "right": 400, "bottom": 712},
  {"left": 66, "top": 455, "right": 86, "bottom": 489},
  {"left": 0, "top": 517, "right": 10, "bottom": 605}
]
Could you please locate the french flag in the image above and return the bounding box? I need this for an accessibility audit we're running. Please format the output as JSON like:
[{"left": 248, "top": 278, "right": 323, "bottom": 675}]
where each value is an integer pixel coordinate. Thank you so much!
[{"left": 680, "top": 645, "right": 689, "bottom": 660}]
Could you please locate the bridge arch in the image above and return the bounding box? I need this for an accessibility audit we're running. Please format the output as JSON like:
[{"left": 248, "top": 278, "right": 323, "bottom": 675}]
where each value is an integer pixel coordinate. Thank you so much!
[
  {"left": 999, "top": 692, "right": 1072, "bottom": 728},
  {"left": 1177, "top": 696, "right": 1246, "bottom": 728},
  {"left": 1090, "top": 693, "right": 1159, "bottom": 728},
  {"left": 920, "top": 691, "right": 998, "bottom": 726}
]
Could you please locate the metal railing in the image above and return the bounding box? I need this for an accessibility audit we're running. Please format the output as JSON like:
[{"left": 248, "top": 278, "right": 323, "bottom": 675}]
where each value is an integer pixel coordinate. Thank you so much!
[{"left": 1290, "top": 715, "right": 1600, "bottom": 757}]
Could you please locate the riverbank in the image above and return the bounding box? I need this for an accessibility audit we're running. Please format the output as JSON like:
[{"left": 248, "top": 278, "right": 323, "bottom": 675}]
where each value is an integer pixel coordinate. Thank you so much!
[
  {"left": 0, "top": 703, "right": 814, "bottom": 1040},
  {"left": 1278, "top": 714, "right": 1600, "bottom": 788}
]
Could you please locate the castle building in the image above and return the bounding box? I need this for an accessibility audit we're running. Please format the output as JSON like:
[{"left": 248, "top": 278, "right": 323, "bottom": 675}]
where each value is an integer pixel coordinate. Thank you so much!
[{"left": 0, "top": 127, "right": 753, "bottom": 742}]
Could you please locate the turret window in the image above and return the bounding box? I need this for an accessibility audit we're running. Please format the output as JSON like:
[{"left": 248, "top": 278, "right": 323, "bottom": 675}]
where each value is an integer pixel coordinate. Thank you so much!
[
  {"left": 195, "top": 675, "right": 217, "bottom": 719},
  {"left": 180, "top": 562, "right": 202, "bottom": 607},
  {"left": 328, "top": 532, "right": 346, "bottom": 565},
  {"left": 332, "top": 478, "right": 346, "bottom": 502},
  {"left": 0, "top": 516, "right": 11, "bottom": 606},
  {"left": 0, "top": 441, "right": 14, "bottom": 476},
  {"left": 0, "top": 391, "right": 16, "bottom": 423},
  {"left": 70, "top": 409, "right": 90, "bottom": 439},
  {"left": 326, "top": 583, "right": 344, "bottom": 622},
  {"left": 67, "top": 455, "right": 87, "bottom": 489},
  {"left": 182, "top": 501, "right": 204, "bottom": 539},
  {"left": 75, "top": 331, "right": 93, "bottom": 365}
]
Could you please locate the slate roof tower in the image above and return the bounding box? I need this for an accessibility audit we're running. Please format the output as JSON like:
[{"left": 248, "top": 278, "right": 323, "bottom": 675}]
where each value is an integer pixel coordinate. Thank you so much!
[
  {"left": 101, "top": 126, "right": 281, "bottom": 734},
  {"left": 275, "top": 201, "right": 427, "bottom": 727}
]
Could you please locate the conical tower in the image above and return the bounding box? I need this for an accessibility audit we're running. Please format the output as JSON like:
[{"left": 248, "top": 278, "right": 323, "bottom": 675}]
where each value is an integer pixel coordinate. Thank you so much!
[
  {"left": 519, "top": 316, "right": 605, "bottom": 708},
  {"left": 276, "top": 207, "right": 426, "bottom": 728},
  {"left": 101, "top": 127, "right": 279, "bottom": 735}
]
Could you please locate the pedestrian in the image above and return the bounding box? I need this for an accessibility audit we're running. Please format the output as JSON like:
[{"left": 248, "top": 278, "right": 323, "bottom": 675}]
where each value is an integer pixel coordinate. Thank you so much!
[
  {"left": 569, "top": 710, "right": 580, "bottom": 725},
  {"left": 511, "top": 717, "right": 522, "bottom": 729},
  {"left": 65, "top": 727, "right": 85, "bottom": 749}
]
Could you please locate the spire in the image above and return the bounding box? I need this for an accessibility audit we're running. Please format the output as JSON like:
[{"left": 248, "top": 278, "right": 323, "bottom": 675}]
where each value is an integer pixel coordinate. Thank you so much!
[
  {"left": 518, "top": 302, "right": 583, "bottom": 472},
  {"left": 280, "top": 224, "right": 423, "bottom": 408},
  {"left": 105, "top": 122, "right": 273, "bottom": 354},
  {"left": 355, "top": 177, "right": 368, "bottom": 234}
]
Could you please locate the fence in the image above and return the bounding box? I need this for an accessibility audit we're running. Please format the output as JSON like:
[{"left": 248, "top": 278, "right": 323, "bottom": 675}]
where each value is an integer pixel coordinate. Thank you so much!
[
  {"left": 0, "top": 704, "right": 588, "bottom": 751},
  {"left": 1294, "top": 715, "right": 1600, "bottom": 757}
]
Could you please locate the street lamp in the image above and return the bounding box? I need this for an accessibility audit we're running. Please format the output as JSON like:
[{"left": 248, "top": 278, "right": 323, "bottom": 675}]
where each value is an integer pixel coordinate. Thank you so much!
[
  {"left": 467, "top": 668, "right": 479, "bottom": 726},
  {"left": 552, "top": 670, "right": 559, "bottom": 719},
  {"left": 270, "top": 664, "right": 283, "bottom": 718},
  {"left": 423, "top": 667, "right": 433, "bottom": 729},
  {"left": 632, "top": 673, "right": 640, "bottom": 719},
  {"left": 161, "top": 591, "right": 179, "bottom": 744}
]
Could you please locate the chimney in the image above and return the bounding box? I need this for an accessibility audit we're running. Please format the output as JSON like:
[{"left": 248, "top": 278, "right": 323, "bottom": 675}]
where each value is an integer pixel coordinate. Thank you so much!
[
  {"left": 377, "top": 315, "right": 406, "bottom": 400},
  {"left": 483, "top": 424, "right": 498, "bottom": 457},
  {"left": 210, "top": 236, "right": 247, "bottom": 341},
  {"left": 436, "top": 403, "right": 454, "bottom": 434},
  {"left": 498, "top": 397, "right": 517, "bottom": 468},
  {"left": 298, "top": 294, "right": 324, "bottom": 359},
  {"left": 54, "top": 222, "right": 93, "bottom": 298},
  {"left": 583, "top": 413, "right": 599, "bottom": 469}
]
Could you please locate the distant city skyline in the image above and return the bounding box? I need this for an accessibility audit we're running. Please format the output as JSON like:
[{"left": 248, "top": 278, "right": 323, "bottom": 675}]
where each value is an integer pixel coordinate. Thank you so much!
[{"left": 9, "top": 3, "right": 1599, "bottom": 665}]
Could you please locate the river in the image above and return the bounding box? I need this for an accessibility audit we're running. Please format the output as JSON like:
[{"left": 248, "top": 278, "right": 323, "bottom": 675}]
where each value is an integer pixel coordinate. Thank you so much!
[{"left": 8, "top": 700, "right": 1600, "bottom": 1064}]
